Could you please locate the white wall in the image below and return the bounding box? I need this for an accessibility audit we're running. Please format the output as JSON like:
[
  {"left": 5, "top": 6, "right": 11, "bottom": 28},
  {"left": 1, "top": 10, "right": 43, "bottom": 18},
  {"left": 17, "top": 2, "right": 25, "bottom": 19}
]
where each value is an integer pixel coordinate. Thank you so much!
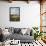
[{"left": 0, "top": 1, "right": 40, "bottom": 28}]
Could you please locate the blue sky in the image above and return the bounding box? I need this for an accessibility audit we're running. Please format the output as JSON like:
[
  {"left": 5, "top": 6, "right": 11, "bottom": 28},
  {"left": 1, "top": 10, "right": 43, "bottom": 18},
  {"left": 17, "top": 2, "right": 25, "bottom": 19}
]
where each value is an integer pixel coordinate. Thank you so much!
[{"left": 11, "top": 8, "right": 20, "bottom": 16}]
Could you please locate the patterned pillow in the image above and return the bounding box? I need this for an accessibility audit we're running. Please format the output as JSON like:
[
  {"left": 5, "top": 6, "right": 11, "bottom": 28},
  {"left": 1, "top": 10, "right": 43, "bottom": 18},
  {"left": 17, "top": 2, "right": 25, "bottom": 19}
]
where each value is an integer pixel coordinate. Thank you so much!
[
  {"left": 14, "top": 28, "right": 21, "bottom": 33},
  {"left": 8, "top": 27, "right": 14, "bottom": 34}
]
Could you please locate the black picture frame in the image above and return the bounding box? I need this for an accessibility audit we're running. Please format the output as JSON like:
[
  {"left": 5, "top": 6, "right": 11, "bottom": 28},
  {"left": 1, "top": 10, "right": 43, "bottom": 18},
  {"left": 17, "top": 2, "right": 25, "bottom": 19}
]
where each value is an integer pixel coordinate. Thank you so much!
[{"left": 9, "top": 7, "right": 20, "bottom": 21}]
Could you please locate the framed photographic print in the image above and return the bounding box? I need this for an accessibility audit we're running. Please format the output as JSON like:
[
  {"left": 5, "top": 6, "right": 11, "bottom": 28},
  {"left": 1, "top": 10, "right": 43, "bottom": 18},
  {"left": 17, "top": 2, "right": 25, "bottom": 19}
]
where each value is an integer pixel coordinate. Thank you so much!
[{"left": 9, "top": 7, "right": 20, "bottom": 21}]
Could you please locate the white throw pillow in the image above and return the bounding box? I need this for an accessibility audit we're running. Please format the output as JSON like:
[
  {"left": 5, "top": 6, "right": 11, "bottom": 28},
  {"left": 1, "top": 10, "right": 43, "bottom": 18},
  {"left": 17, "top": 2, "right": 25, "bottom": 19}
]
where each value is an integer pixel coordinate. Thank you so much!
[
  {"left": 2, "top": 29, "right": 10, "bottom": 36},
  {"left": 21, "top": 28, "right": 27, "bottom": 35}
]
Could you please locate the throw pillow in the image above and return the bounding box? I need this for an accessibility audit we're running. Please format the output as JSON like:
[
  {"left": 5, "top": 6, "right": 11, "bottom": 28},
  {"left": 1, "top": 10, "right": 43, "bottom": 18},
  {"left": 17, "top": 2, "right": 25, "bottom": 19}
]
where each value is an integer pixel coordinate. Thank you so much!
[
  {"left": 14, "top": 28, "right": 21, "bottom": 33},
  {"left": 21, "top": 28, "right": 27, "bottom": 35}
]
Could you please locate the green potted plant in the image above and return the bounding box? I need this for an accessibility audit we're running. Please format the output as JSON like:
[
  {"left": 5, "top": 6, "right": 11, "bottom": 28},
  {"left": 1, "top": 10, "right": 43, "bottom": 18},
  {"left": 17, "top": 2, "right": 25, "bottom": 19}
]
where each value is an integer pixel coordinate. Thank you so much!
[
  {"left": 32, "top": 27, "right": 42, "bottom": 40},
  {"left": 32, "top": 27, "right": 39, "bottom": 40}
]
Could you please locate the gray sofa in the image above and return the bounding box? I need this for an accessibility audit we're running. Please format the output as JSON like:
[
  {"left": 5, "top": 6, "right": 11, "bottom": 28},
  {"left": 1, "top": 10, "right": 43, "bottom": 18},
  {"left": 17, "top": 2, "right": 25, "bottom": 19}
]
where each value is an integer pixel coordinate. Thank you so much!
[{"left": 2, "top": 27, "right": 34, "bottom": 43}]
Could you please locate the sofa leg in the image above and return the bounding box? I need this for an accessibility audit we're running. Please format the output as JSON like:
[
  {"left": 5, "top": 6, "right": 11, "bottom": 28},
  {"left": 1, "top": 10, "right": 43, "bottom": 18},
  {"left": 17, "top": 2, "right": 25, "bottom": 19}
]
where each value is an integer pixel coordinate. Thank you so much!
[
  {"left": 21, "top": 44, "right": 22, "bottom": 46},
  {"left": 33, "top": 45, "right": 34, "bottom": 46}
]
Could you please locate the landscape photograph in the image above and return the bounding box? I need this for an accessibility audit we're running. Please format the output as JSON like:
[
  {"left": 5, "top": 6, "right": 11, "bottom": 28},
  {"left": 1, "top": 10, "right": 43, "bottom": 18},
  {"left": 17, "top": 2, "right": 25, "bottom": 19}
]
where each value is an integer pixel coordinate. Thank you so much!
[{"left": 10, "top": 7, "right": 20, "bottom": 21}]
